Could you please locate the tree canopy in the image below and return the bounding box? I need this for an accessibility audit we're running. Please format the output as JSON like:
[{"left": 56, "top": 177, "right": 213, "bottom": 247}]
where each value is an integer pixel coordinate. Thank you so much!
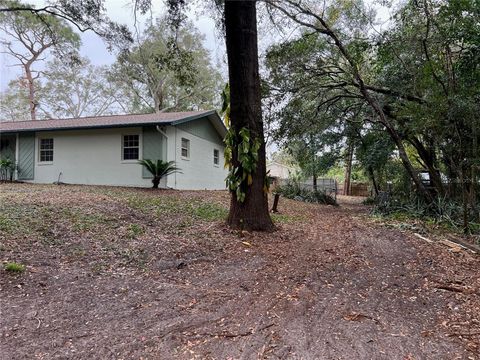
[
  {"left": 265, "top": 0, "right": 479, "bottom": 231},
  {"left": 113, "top": 16, "right": 222, "bottom": 113}
]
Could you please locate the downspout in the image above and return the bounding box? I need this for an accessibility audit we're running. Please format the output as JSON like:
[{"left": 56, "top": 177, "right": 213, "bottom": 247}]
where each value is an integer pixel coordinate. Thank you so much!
[
  {"left": 15, "top": 133, "right": 19, "bottom": 180},
  {"left": 155, "top": 125, "right": 169, "bottom": 187},
  {"left": 155, "top": 125, "right": 168, "bottom": 139}
]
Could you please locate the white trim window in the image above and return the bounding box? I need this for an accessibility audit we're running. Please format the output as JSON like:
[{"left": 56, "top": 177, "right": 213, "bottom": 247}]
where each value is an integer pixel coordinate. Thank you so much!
[
  {"left": 39, "top": 138, "right": 54, "bottom": 162},
  {"left": 213, "top": 148, "right": 220, "bottom": 166},
  {"left": 122, "top": 134, "right": 139, "bottom": 160},
  {"left": 181, "top": 138, "right": 190, "bottom": 159}
]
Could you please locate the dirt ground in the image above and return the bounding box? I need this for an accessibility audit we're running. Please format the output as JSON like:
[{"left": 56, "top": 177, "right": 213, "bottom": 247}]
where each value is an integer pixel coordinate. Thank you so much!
[{"left": 0, "top": 183, "right": 479, "bottom": 359}]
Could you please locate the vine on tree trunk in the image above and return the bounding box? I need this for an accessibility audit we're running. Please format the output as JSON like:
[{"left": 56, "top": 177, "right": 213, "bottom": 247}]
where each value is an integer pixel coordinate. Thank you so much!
[{"left": 224, "top": 127, "right": 261, "bottom": 203}]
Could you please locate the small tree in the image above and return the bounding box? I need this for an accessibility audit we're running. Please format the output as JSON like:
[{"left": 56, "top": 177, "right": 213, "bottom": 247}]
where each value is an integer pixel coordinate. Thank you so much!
[{"left": 138, "top": 159, "right": 181, "bottom": 189}]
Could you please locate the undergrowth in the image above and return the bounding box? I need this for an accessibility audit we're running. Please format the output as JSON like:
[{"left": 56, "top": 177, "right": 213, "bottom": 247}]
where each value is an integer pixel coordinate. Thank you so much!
[
  {"left": 4, "top": 262, "right": 25, "bottom": 273},
  {"left": 275, "top": 182, "right": 337, "bottom": 206},
  {"left": 372, "top": 195, "right": 480, "bottom": 235}
]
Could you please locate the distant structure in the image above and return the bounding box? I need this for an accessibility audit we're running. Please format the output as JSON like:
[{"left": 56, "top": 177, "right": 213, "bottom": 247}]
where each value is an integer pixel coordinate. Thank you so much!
[{"left": 267, "top": 160, "right": 297, "bottom": 180}]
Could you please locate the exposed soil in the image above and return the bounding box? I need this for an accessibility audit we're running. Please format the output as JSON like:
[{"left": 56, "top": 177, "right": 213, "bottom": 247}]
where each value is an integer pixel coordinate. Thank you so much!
[{"left": 0, "top": 184, "right": 479, "bottom": 359}]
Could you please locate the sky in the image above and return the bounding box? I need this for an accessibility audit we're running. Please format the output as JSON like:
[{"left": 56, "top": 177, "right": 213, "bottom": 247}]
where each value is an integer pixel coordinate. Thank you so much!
[{"left": 0, "top": 0, "right": 225, "bottom": 90}]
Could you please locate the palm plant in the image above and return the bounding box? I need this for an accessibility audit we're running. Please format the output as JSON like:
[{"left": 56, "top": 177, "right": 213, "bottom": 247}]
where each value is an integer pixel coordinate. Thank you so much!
[
  {"left": 0, "top": 158, "right": 15, "bottom": 182},
  {"left": 138, "top": 159, "right": 181, "bottom": 189}
]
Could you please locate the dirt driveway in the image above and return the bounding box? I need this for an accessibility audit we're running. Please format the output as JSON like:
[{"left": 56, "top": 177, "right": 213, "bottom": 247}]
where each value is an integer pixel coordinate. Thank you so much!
[{"left": 0, "top": 184, "right": 479, "bottom": 359}]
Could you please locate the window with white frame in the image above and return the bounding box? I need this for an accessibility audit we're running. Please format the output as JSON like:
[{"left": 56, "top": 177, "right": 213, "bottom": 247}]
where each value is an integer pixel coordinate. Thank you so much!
[
  {"left": 122, "top": 134, "right": 139, "bottom": 160},
  {"left": 39, "top": 138, "right": 54, "bottom": 162},
  {"left": 181, "top": 138, "right": 190, "bottom": 158},
  {"left": 213, "top": 149, "right": 219, "bottom": 166}
]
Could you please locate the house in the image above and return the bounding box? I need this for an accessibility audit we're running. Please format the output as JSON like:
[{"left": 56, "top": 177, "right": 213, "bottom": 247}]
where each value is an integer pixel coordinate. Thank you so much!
[
  {"left": 266, "top": 161, "right": 297, "bottom": 180},
  {"left": 0, "top": 110, "right": 228, "bottom": 190}
]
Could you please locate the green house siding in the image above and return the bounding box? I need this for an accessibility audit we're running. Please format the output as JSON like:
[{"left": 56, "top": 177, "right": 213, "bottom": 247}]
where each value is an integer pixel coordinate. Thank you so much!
[
  {"left": 17, "top": 132, "right": 35, "bottom": 180},
  {"left": 142, "top": 127, "right": 166, "bottom": 178},
  {"left": 176, "top": 118, "right": 224, "bottom": 146}
]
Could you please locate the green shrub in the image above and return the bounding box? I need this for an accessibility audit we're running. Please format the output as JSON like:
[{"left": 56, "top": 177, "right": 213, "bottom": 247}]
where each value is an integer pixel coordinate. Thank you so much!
[
  {"left": 363, "top": 197, "right": 376, "bottom": 205},
  {"left": 372, "top": 195, "right": 479, "bottom": 234},
  {"left": 4, "top": 262, "right": 25, "bottom": 273},
  {"left": 138, "top": 159, "right": 181, "bottom": 189}
]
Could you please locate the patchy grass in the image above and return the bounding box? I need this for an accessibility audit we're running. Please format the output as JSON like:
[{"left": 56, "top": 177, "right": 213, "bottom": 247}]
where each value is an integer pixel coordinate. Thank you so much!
[
  {"left": 271, "top": 213, "right": 307, "bottom": 224},
  {"left": 127, "top": 223, "right": 145, "bottom": 239},
  {"left": 4, "top": 262, "right": 25, "bottom": 273},
  {"left": 191, "top": 202, "right": 228, "bottom": 221}
]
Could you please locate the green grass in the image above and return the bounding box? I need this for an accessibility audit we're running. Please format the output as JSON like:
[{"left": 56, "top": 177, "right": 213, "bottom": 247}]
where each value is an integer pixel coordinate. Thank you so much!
[
  {"left": 4, "top": 262, "right": 25, "bottom": 273},
  {"left": 127, "top": 223, "right": 145, "bottom": 238},
  {"left": 0, "top": 213, "right": 17, "bottom": 233},
  {"left": 191, "top": 203, "right": 228, "bottom": 221},
  {"left": 0, "top": 202, "right": 115, "bottom": 242},
  {"left": 126, "top": 194, "right": 229, "bottom": 222}
]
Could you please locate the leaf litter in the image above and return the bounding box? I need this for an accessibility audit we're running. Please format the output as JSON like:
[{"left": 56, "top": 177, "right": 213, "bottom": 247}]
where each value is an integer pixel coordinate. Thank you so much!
[{"left": 0, "top": 184, "right": 479, "bottom": 359}]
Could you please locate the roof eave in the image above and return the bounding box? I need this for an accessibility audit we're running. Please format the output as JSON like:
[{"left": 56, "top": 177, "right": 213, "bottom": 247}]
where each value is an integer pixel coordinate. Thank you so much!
[{"left": 0, "top": 121, "right": 175, "bottom": 134}]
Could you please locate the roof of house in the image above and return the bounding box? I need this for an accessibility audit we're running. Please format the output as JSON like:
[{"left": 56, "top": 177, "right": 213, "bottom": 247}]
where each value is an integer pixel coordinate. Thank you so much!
[{"left": 0, "top": 110, "right": 226, "bottom": 136}]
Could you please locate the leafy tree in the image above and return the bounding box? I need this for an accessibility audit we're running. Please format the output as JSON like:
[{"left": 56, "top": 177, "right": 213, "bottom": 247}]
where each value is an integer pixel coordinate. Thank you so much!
[
  {"left": 0, "top": 0, "right": 132, "bottom": 48},
  {"left": 355, "top": 128, "right": 395, "bottom": 195},
  {"left": 1, "top": 57, "right": 126, "bottom": 119},
  {"left": 265, "top": 0, "right": 479, "bottom": 230},
  {"left": 40, "top": 57, "right": 125, "bottom": 118},
  {"left": 113, "top": 16, "right": 222, "bottom": 113},
  {"left": 0, "top": 2, "right": 80, "bottom": 119},
  {"left": 0, "top": 78, "right": 31, "bottom": 120},
  {"left": 267, "top": 0, "right": 433, "bottom": 200},
  {"left": 374, "top": 0, "right": 480, "bottom": 230},
  {"left": 264, "top": 30, "right": 361, "bottom": 194},
  {"left": 138, "top": 159, "right": 181, "bottom": 189}
]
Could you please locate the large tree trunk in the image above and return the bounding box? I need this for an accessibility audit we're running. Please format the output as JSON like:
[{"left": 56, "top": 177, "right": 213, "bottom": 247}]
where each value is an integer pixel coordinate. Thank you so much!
[
  {"left": 24, "top": 64, "right": 37, "bottom": 120},
  {"left": 224, "top": 0, "right": 274, "bottom": 231},
  {"left": 368, "top": 166, "right": 379, "bottom": 196},
  {"left": 408, "top": 135, "right": 444, "bottom": 195},
  {"left": 382, "top": 123, "right": 433, "bottom": 201},
  {"left": 343, "top": 141, "right": 353, "bottom": 196}
]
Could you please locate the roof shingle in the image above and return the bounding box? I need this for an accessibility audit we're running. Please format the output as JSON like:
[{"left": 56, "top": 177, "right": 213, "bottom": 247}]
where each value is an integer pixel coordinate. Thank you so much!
[{"left": 0, "top": 111, "right": 215, "bottom": 133}]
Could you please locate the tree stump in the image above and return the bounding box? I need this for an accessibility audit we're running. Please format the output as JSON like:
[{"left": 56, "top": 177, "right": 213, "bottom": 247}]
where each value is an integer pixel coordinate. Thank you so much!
[{"left": 271, "top": 193, "right": 280, "bottom": 213}]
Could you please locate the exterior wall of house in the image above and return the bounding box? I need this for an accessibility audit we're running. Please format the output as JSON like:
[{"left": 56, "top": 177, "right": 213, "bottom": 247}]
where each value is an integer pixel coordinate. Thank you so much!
[
  {"left": 165, "top": 124, "right": 227, "bottom": 190},
  {"left": 17, "top": 133, "right": 35, "bottom": 180},
  {"left": 142, "top": 126, "right": 167, "bottom": 178},
  {"left": 176, "top": 117, "right": 224, "bottom": 144},
  {"left": 32, "top": 127, "right": 152, "bottom": 187},
  {"left": 10, "top": 119, "right": 227, "bottom": 189},
  {"left": 267, "top": 162, "right": 296, "bottom": 179}
]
